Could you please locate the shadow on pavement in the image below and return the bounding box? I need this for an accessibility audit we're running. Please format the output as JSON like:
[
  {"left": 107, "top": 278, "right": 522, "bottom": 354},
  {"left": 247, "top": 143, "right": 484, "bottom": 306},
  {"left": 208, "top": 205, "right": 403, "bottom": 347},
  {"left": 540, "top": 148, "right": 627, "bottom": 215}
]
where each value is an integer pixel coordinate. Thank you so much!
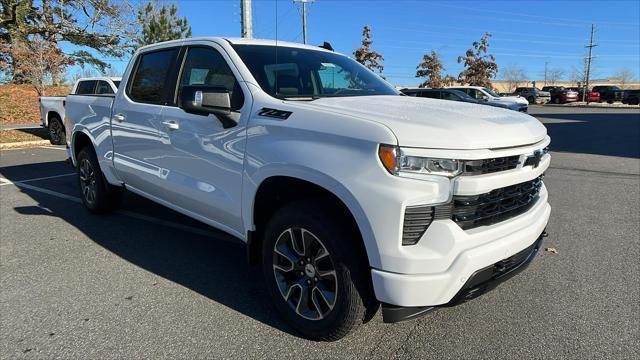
[
  {"left": 3, "top": 160, "right": 295, "bottom": 337},
  {"left": 537, "top": 112, "right": 640, "bottom": 158}
]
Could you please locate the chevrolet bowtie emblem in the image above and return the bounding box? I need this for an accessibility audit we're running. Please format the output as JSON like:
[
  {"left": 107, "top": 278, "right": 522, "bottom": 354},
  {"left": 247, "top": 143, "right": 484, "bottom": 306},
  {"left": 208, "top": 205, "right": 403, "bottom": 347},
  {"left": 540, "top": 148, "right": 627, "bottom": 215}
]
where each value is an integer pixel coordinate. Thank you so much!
[{"left": 525, "top": 150, "right": 544, "bottom": 168}]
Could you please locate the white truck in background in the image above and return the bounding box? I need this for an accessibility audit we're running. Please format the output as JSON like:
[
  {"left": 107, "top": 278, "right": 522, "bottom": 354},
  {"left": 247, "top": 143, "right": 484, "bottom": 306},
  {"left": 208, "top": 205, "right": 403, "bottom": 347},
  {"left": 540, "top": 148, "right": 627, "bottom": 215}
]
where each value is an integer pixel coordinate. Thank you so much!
[
  {"left": 64, "top": 37, "right": 551, "bottom": 341},
  {"left": 38, "top": 77, "right": 120, "bottom": 144}
]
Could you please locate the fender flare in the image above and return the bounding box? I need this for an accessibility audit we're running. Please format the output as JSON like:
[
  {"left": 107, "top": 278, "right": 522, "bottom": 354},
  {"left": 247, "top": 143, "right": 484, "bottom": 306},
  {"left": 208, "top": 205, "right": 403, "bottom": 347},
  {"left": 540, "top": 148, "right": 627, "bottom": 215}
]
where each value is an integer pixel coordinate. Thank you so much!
[{"left": 244, "top": 164, "right": 382, "bottom": 268}]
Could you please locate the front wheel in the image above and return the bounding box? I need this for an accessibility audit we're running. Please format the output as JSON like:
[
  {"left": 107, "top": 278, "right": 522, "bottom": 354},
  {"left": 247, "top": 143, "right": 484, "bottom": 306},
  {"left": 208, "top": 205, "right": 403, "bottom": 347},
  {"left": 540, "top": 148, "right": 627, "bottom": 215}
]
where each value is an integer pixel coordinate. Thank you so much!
[
  {"left": 262, "top": 201, "right": 374, "bottom": 341},
  {"left": 527, "top": 96, "right": 534, "bottom": 104},
  {"left": 76, "top": 147, "right": 122, "bottom": 213}
]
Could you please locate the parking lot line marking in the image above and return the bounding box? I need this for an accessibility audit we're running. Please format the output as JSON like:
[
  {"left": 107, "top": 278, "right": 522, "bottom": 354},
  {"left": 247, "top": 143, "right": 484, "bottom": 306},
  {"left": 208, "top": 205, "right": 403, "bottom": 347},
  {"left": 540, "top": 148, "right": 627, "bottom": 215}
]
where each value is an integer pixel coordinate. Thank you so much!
[
  {"left": 0, "top": 173, "right": 75, "bottom": 186},
  {"left": 4, "top": 179, "right": 232, "bottom": 240}
]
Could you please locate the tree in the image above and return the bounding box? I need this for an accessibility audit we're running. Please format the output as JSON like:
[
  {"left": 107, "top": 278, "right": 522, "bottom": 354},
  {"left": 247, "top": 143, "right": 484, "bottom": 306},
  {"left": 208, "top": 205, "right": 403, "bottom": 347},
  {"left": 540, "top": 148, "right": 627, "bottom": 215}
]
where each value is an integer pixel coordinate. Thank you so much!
[
  {"left": 502, "top": 64, "right": 527, "bottom": 92},
  {"left": 457, "top": 32, "right": 498, "bottom": 88},
  {"left": 415, "top": 51, "right": 455, "bottom": 88},
  {"left": 546, "top": 68, "right": 565, "bottom": 85},
  {"left": 12, "top": 35, "right": 71, "bottom": 95},
  {"left": 613, "top": 68, "right": 635, "bottom": 89},
  {"left": 137, "top": 1, "right": 192, "bottom": 46},
  {"left": 1, "top": 0, "right": 139, "bottom": 82},
  {"left": 353, "top": 25, "right": 384, "bottom": 76}
]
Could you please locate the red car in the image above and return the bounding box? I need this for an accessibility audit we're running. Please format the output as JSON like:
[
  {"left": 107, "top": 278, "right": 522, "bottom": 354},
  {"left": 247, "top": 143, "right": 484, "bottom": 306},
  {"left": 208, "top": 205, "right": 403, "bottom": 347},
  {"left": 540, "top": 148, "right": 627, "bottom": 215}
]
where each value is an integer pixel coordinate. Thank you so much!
[
  {"left": 542, "top": 86, "right": 579, "bottom": 103},
  {"left": 568, "top": 87, "right": 600, "bottom": 102}
]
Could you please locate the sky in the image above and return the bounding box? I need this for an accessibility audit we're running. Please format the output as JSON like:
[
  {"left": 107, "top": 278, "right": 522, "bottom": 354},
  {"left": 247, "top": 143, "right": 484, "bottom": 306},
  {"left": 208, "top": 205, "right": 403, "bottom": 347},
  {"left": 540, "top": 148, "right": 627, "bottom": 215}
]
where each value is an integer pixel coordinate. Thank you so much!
[{"left": 85, "top": 0, "right": 640, "bottom": 86}]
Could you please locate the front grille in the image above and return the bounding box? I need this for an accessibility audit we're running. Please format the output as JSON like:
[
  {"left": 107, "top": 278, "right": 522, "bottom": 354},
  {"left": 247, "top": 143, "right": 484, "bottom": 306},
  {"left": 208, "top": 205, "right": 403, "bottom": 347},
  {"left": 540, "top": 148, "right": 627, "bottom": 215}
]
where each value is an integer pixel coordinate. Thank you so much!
[
  {"left": 443, "top": 175, "right": 544, "bottom": 230},
  {"left": 464, "top": 155, "right": 521, "bottom": 175}
]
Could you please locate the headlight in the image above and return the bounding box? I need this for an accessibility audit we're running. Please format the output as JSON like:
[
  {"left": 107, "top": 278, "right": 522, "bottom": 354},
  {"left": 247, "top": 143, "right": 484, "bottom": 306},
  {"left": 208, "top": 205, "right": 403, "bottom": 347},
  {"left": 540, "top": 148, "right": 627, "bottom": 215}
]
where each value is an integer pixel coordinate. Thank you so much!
[{"left": 379, "top": 145, "right": 463, "bottom": 178}]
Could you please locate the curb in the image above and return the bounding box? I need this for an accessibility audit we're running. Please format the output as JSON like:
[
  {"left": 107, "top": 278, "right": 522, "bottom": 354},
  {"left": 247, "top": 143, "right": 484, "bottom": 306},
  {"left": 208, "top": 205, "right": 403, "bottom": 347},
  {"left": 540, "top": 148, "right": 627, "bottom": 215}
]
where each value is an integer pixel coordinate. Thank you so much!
[
  {"left": 541, "top": 103, "right": 640, "bottom": 109},
  {"left": 0, "top": 140, "right": 51, "bottom": 149}
]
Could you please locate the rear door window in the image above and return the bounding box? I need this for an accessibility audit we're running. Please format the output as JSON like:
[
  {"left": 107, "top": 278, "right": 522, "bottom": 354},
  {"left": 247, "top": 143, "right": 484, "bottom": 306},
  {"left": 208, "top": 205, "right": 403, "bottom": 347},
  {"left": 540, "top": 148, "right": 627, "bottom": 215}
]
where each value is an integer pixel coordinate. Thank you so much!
[
  {"left": 442, "top": 91, "right": 462, "bottom": 101},
  {"left": 75, "top": 80, "right": 97, "bottom": 95},
  {"left": 419, "top": 91, "right": 440, "bottom": 99},
  {"left": 128, "top": 48, "right": 179, "bottom": 104}
]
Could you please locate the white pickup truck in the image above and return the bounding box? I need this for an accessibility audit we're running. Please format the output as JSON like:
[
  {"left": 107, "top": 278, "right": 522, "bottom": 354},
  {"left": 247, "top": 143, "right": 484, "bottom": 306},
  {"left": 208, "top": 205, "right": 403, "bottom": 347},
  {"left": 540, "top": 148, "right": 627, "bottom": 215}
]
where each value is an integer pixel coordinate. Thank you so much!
[
  {"left": 39, "top": 77, "right": 120, "bottom": 144},
  {"left": 65, "top": 38, "right": 551, "bottom": 340}
]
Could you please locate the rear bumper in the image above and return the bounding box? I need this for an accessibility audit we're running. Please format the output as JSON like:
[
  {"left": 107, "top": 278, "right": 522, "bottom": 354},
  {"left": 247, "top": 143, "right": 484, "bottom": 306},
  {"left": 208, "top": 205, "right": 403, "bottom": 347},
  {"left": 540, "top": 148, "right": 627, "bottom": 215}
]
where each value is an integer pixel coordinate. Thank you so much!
[{"left": 381, "top": 229, "right": 546, "bottom": 323}]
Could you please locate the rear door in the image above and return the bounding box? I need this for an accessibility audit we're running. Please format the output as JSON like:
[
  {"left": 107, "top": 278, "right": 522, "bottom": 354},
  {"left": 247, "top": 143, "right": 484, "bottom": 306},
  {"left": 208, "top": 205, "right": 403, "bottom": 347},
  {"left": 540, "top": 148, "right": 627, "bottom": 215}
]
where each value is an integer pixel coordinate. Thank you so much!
[
  {"left": 111, "top": 47, "right": 182, "bottom": 195},
  {"left": 154, "top": 43, "right": 250, "bottom": 235}
]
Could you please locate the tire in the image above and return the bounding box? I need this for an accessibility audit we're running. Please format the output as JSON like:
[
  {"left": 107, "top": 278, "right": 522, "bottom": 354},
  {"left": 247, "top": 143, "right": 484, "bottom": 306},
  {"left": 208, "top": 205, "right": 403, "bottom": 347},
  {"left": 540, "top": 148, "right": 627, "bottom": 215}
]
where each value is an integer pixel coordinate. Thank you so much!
[
  {"left": 76, "top": 146, "right": 122, "bottom": 213},
  {"left": 262, "top": 200, "right": 374, "bottom": 341},
  {"left": 527, "top": 96, "right": 534, "bottom": 105},
  {"left": 553, "top": 96, "right": 560, "bottom": 104},
  {"left": 48, "top": 116, "right": 65, "bottom": 145}
]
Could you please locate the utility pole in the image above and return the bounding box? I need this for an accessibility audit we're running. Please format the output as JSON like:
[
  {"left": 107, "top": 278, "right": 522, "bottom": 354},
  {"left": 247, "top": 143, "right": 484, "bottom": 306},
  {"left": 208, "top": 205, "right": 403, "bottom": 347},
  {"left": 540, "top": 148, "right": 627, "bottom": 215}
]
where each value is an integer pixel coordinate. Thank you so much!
[
  {"left": 241, "top": 0, "right": 253, "bottom": 38},
  {"left": 294, "top": 0, "right": 314, "bottom": 44},
  {"left": 544, "top": 62, "right": 548, "bottom": 86},
  {"left": 583, "top": 24, "right": 597, "bottom": 102}
]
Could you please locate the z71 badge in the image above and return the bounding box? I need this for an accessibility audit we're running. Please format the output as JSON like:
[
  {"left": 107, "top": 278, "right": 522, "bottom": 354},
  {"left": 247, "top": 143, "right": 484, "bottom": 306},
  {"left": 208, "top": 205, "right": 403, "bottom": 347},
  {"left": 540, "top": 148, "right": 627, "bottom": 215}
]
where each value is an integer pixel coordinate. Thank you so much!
[{"left": 258, "top": 108, "right": 292, "bottom": 120}]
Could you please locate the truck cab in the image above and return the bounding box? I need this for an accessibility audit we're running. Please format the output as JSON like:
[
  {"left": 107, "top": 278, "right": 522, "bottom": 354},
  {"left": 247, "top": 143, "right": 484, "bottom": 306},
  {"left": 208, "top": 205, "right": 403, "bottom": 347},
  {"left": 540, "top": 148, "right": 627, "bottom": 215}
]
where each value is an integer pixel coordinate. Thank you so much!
[{"left": 65, "top": 37, "right": 551, "bottom": 341}]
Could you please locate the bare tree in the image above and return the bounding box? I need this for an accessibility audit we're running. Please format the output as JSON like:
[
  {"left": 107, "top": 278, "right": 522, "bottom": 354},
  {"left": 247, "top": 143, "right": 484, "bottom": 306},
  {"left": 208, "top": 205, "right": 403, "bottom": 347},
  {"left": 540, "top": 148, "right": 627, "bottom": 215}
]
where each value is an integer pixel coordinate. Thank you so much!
[
  {"left": 11, "top": 35, "right": 71, "bottom": 95},
  {"left": 501, "top": 64, "right": 527, "bottom": 92},
  {"left": 546, "top": 68, "right": 565, "bottom": 85},
  {"left": 354, "top": 25, "right": 384, "bottom": 76},
  {"left": 105, "top": 66, "right": 121, "bottom": 77},
  {"left": 613, "top": 68, "right": 635, "bottom": 89}
]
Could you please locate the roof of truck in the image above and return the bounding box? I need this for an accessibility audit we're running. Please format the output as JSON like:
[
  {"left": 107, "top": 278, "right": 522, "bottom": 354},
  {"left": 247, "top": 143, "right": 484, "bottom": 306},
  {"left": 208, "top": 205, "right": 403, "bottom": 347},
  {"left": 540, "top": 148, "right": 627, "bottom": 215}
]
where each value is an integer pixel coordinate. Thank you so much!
[{"left": 137, "top": 37, "right": 336, "bottom": 54}]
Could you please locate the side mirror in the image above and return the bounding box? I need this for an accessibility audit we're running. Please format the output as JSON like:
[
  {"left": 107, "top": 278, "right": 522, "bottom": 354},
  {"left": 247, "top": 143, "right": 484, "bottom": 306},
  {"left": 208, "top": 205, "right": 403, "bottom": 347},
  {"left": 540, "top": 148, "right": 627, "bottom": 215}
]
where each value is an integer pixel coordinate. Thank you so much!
[{"left": 179, "top": 85, "right": 237, "bottom": 128}]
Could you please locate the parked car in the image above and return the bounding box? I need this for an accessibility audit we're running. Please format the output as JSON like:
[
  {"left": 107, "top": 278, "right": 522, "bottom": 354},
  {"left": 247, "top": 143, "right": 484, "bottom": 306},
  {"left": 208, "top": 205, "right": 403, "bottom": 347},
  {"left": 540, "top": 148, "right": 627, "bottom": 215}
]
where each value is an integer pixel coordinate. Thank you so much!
[
  {"left": 622, "top": 89, "right": 640, "bottom": 105},
  {"left": 447, "top": 86, "right": 528, "bottom": 112},
  {"left": 592, "top": 85, "right": 625, "bottom": 103},
  {"left": 402, "top": 88, "right": 519, "bottom": 111},
  {"left": 39, "top": 77, "right": 120, "bottom": 145},
  {"left": 513, "top": 87, "right": 551, "bottom": 104},
  {"left": 567, "top": 87, "right": 600, "bottom": 102},
  {"left": 65, "top": 37, "right": 551, "bottom": 340},
  {"left": 541, "top": 86, "right": 578, "bottom": 104}
]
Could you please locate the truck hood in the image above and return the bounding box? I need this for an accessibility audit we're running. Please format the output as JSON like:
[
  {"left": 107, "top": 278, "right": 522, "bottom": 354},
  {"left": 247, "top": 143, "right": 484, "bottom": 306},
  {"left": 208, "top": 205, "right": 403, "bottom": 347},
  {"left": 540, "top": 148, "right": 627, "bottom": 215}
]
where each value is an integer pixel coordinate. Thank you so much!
[{"left": 308, "top": 96, "right": 546, "bottom": 149}]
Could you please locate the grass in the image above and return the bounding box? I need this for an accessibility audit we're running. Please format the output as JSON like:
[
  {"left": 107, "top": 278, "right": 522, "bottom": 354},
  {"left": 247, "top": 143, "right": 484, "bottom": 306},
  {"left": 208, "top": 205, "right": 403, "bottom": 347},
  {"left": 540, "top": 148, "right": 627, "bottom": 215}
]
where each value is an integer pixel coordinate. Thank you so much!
[{"left": 0, "top": 128, "right": 49, "bottom": 143}]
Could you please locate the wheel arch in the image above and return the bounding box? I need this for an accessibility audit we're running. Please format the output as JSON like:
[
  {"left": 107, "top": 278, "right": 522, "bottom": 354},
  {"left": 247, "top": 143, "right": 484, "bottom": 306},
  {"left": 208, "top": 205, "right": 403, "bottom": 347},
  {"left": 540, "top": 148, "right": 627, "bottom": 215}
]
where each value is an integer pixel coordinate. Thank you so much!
[{"left": 246, "top": 168, "right": 380, "bottom": 269}]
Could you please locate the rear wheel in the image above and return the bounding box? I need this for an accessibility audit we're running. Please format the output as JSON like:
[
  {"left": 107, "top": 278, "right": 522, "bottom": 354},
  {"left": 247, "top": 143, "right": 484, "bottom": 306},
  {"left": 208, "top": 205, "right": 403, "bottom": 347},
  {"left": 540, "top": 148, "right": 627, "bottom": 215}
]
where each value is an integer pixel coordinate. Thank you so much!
[
  {"left": 262, "top": 201, "right": 373, "bottom": 341},
  {"left": 48, "top": 116, "right": 65, "bottom": 145},
  {"left": 527, "top": 96, "right": 534, "bottom": 104},
  {"left": 76, "top": 147, "right": 122, "bottom": 213},
  {"left": 553, "top": 96, "right": 560, "bottom": 104}
]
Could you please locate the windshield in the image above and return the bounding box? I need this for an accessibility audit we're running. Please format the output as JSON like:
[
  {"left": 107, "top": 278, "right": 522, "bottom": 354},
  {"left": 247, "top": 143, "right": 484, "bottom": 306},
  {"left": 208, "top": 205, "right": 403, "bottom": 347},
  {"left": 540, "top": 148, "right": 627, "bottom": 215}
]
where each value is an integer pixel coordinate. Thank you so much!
[
  {"left": 232, "top": 44, "right": 398, "bottom": 99},
  {"left": 482, "top": 88, "right": 500, "bottom": 97}
]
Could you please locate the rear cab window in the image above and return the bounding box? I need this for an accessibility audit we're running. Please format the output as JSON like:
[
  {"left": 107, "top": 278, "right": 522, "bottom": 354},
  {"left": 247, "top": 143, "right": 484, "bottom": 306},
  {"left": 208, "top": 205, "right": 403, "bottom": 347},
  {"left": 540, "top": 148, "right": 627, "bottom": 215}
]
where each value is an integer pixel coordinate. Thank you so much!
[{"left": 75, "top": 80, "right": 97, "bottom": 95}]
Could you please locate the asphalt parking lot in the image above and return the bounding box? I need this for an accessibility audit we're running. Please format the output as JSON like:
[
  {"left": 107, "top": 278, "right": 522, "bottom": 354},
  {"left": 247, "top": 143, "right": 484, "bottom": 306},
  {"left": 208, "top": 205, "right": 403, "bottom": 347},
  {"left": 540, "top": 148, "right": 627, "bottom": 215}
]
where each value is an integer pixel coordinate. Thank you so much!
[{"left": 1, "top": 106, "right": 639, "bottom": 358}]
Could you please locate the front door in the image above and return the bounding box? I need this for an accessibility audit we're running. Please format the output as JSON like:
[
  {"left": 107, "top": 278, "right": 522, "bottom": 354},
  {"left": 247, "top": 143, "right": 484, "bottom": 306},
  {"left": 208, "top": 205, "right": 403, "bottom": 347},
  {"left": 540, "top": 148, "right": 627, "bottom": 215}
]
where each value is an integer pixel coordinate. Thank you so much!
[{"left": 155, "top": 44, "right": 250, "bottom": 236}]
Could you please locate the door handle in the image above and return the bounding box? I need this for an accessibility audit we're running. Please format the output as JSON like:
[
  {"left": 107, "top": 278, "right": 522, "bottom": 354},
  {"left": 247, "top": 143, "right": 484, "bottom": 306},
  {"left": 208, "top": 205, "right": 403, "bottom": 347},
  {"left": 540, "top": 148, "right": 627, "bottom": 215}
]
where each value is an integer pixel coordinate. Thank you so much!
[
  {"left": 162, "top": 120, "right": 180, "bottom": 130},
  {"left": 113, "top": 114, "right": 125, "bottom": 122}
]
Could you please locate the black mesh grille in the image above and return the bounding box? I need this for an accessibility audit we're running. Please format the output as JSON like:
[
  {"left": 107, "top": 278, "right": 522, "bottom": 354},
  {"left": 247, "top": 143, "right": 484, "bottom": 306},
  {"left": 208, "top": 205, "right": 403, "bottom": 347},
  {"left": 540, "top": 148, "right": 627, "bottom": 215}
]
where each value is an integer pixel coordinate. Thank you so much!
[
  {"left": 464, "top": 156, "right": 521, "bottom": 175},
  {"left": 402, "top": 205, "right": 434, "bottom": 245},
  {"left": 444, "top": 176, "right": 544, "bottom": 230}
]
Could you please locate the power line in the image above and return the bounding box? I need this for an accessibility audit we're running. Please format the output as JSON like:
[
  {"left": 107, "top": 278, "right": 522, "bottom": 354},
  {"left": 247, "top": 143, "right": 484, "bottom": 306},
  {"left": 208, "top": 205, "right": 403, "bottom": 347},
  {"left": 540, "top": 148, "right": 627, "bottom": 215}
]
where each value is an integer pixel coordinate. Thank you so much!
[{"left": 293, "top": 0, "right": 314, "bottom": 44}]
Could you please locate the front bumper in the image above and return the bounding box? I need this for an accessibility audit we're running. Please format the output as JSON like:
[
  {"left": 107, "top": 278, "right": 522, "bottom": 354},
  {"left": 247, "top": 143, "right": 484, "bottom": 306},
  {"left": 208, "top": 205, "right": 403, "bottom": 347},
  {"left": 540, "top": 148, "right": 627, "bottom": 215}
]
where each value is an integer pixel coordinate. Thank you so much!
[{"left": 381, "top": 229, "right": 547, "bottom": 323}]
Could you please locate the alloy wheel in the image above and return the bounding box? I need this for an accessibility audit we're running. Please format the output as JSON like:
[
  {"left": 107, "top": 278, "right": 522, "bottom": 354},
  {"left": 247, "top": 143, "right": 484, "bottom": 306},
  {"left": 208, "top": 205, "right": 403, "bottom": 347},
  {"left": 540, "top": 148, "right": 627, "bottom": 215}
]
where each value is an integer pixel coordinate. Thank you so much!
[
  {"left": 272, "top": 227, "right": 338, "bottom": 320},
  {"left": 79, "top": 158, "right": 97, "bottom": 205},
  {"left": 50, "top": 120, "right": 63, "bottom": 144}
]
